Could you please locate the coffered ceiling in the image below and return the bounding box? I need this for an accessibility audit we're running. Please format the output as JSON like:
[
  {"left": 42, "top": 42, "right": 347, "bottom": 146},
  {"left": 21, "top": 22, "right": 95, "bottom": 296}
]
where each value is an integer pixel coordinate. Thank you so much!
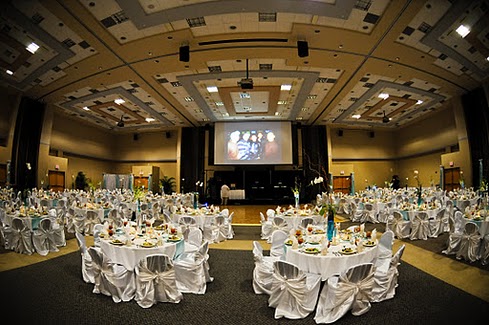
[{"left": 1, "top": 0, "right": 488, "bottom": 133}]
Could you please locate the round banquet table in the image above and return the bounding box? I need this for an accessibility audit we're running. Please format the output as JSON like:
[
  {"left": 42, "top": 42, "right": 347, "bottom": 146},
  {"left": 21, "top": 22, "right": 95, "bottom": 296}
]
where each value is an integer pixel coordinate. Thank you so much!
[
  {"left": 99, "top": 235, "right": 184, "bottom": 271},
  {"left": 285, "top": 241, "right": 379, "bottom": 281}
]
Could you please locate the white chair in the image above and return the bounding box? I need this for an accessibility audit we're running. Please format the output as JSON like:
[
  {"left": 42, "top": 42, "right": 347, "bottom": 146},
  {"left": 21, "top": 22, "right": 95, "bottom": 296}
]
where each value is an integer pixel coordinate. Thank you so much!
[
  {"left": 266, "top": 208, "right": 275, "bottom": 219},
  {"left": 336, "top": 198, "right": 349, "bottom": 215},
  {"left": 386, "top": 210, "right": 411, "bottom": 239},
  {"left": 299, "top": 217, "right": 315, "bottom": 229},
  {"left": 371, "top": 244, "right": 406, "bottom": 302},
  {"left": 75, "top": 232, "right": 96, "bottom": 283},
  {"left": 362, "top": 203, "right": 378, "bottom": 223},
  {"left": 85, "top": 210, "right": 101, "bottom": 235},
  {"left": 349, "top": 202, "right": 364, "bottom": 222},
  {"left": 455, "top": 221, "right": 482, "bottom": 263},
  {"left": 225, "top": 211, "right": 235, "bottom": 239},
  {"left": 3, "top": 217, "right": 34, "bottom": 255},
  {"left": 442, "top": 211, "right": 465, "bottom": 255},
  {"left": 32, "top": 218, "right": 59, "bottom": 256},
  {"left": 480, "top": 234, "right": 489, "bottom": 266},
  {"left": 92, "top": 223, "right": 104, "bottom": 247},
  {"left": 252, "top": 241, "right": 275, "bottom": 295},
  {"left": 134, "top": 254, "right": 183, "bottom": 307},
  {"left": 269, "top": 216, "right": 288, "bottom": 241},
  {"left": 409, "top": 211, "right": 430, "bottom": 240},
  {"left": 269, "top": 230, "right": 288, "bottom": 260},
  {"left": 314, "top": 263, "right": 376, "bottom": 324},
  {"left": 89, "top": 247, "right": 136, "bottom": 303},
  {"left": 173, "top": 241, "right": 211, "bottom": 294},
  {"left": 268, "top": 260, "right": 321, "bottom": 319},
  {"left": 429, "top": 208, "right": 448, "bottom": 238},
  {"left": 260, "top": 212, "right": 273, "bottom": 240},
  {"left": 374, "top": 230, "right": 394, "bottom": 274}
]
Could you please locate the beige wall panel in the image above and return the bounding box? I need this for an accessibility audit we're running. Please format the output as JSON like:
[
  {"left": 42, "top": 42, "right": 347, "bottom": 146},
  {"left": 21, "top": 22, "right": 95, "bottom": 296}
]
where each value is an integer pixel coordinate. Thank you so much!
[
  {"left": 397, "top": 152, "right": 442, "bottom": 188},
  {"left": 115, "top": 132, "right": 177, "bottom": 161},
  {"left": 66, "top": 156, "right": 114, "bottom": 189},
  {"left": 396, "top": 108, "right": 457, "bottom": 158},
  {"left": 350, "top": 161, "right": 397, "bottom": 191},
  {"left": 330, "top": 129, "right": 396, "bottom": 159},
  {"left": 51, "top": 113, "right": 116, "bottom": 159}
]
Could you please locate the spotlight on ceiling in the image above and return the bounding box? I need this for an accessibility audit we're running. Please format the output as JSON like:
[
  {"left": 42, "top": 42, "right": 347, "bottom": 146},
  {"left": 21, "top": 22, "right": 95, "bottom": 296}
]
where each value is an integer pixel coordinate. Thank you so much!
[{"left": 117, "top": 115, "right": 124, "bottom": 127}]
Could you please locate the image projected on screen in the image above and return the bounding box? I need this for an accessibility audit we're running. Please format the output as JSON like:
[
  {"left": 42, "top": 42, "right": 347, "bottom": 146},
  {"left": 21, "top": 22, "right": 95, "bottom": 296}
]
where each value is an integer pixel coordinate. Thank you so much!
[
  {"left": 215, "top": 121, "right": 293, "bottom": 165},
  {"left": 228, "top": 129, "right": 278, "bottom": 161}
]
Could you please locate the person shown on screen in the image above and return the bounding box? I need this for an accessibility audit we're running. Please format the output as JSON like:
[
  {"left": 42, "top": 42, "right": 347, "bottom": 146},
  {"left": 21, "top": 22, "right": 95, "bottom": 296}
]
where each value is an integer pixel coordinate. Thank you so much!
[
  {"left": 256, "top": 131, "right": 264, "bottom": 159},
  {"left": 221, "top": 183, "right": 230, "bottom": 205},
  {"left": 264, "top": 131, "right": 278, "bottom": 159},
  {"left": 248, "top": 131, "right": 261, "bottom": 160},
  {"left": 237, "top": 131, "right": 251, "bottom": 160},
  {"left": 227, "top": 130, "right": 240, "bottom": 160}
]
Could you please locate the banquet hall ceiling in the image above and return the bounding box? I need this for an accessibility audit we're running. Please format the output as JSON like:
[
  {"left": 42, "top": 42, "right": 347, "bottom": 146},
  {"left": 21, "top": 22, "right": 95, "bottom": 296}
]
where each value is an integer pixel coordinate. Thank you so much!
[{"left": 1, "top": 0, "right": 488, "bottom": 133}]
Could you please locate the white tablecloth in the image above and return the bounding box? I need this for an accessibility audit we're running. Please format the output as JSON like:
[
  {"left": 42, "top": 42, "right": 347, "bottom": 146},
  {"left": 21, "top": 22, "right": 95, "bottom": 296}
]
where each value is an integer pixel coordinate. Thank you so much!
[
  {"left": 285, "top": 243, "right": 378, "bottom": 281},
  {"left": 99, "top": 237, "right": 183, "bottom": 271},
  {"left": 229, "top": 189, "right": 245, "bottom": 200}
]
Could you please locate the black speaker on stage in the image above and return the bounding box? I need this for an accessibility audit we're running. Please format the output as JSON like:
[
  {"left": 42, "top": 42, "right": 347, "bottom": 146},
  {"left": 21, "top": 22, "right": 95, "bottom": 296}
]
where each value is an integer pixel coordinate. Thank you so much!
[
  {"left": 179, "top": 45, "right": 190, "bottom": 62},
  {"left": 369, "top": 131, "right": 375, "bottom": 138},
  {"left": 338, "top": 129, "right": 343, "bottom": 137},
  {"left": 297, "top": 41, "right": 309, "bottom": 58},
  {"left": 133, "top": 133, "right": 139, "bottom": 141},
  {"left": 166, "top": 131, "right": 171, "bottom": 139}
]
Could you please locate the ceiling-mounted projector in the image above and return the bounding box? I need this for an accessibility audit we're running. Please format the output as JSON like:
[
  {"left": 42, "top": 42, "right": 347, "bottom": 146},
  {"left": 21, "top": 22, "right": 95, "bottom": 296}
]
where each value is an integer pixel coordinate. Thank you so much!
[
  {"left": 382, "top": 111, "right": 389, "bottom": 123},
  {"left": 117, "top": 115, "right": 124, "bottom": 127},
  {"left": 238, "top": 58, "right": 253, "bottom": 89},
  {"left": 238, "top": 78, "right": 253, "bottom": 89}
]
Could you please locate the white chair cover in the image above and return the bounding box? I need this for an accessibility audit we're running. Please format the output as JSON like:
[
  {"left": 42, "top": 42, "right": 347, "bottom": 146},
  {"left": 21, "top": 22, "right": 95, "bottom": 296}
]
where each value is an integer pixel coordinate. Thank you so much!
[
  {"left": 89, "top": 247, "right": 136, "bottom": 303},
  {"left": 3, "top": 217, "right": 34, "bottom": 255},
  {"left": 269, "top": 230, "right": 288, "bottom": 260},
  {"left": 442, "top": 211, "right": 467, "bottom": 255},
  {"left": 314, "top": 263, "right": 376, "bottom": 324},
  {"left": 32, "top": 218, "right": 60, "bottom": 256},
  {"left": 374, "top": 230, "right": 394, "bottom": 274},
  {"left": 93, "top": 223, "right": 104, "bottom": 247},
  {"left": 455, "top": 222, "right": 482, "bottom": 262},
  {"left": 64, "top": 207, "right": 76, "bottom": 233},
  {"left": 186, "top": 227, "right": 203, "bottom": 249},
  {"left": 349, "top": 202, "right": 364, "bottom": 222},
  {"left": 134, "top": 253, "right": 183, "bottom": 307},
  {"left": 252, "top": 241, "right": 275, "bottom": 295},
  {"left": 173, "top": 241, "right": 211, "bottom": 294},
  {"left": 266, "top": 208, "right": 275, "bottom": 219},
  {"left": 85, "top": 210, "right": 101, "bottom": 235},
  {"left": 260, "top": 212, "right": 273, "bottom": 240},
  {"left": 299, "top": 217, "right": 315, "bottom": 229},
  {"left": 409, "top": 212, "right": 430, "bottom": 240},
  {"left": 75, "top": 232, "right": 96, "bottom": 283},
  {"left": 268, "top": 260, "right": 321, "bottom": 319},
  {"left": 371, "top": 244, "right": 405, "bottom": 302},
  {"left": 269, "top": 216, "right": 288, "bottom": 242},
  {"left": 481, "top": 234, "right": 489, "bottom": 266},
  {"left": 225, "top": 211, "right": 235, "bottom": 239},
  {"left": 429, "top": 208, "right": 448, "bottom": 238},
  {"left": 362, "top": 203, "right": 378, "bottom": 223},
  {"left": 386, "top": 211, "right": 411, "bottom": 239}
]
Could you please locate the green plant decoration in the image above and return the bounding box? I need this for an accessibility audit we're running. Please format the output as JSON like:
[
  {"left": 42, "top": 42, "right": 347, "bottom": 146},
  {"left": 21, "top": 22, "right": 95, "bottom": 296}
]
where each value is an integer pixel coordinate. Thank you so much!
[{"left": 160, "top": 176, "right": 176, "bottom": 194}]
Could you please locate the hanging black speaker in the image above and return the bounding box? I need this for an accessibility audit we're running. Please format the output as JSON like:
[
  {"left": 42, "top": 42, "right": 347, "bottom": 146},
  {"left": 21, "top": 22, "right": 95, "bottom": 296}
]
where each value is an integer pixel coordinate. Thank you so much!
[
  {"left": 179, "top": 45, "right": 190, "bottom": 62},
  {"left": 297, "top": 41, "right": 309, "bottom": 58}
]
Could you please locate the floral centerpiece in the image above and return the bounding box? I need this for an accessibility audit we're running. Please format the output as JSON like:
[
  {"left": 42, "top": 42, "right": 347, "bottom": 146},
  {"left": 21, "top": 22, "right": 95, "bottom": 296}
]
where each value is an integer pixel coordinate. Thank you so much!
[{"left": 291, "top": 181, "right": 301, "bottom": 209}]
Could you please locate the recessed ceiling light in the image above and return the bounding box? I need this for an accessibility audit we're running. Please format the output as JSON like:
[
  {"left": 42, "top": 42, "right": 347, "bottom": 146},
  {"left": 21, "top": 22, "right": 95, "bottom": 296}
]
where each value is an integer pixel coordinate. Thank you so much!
[
  {"left": 455, "top": 25, "right": 470, "bottom": 38},
  {"left": 486, "top": 56, "right": 489, "bottom": 61},
  {"left": 378, "top": 93, "right": 389, "bottom": 100},
  {"left": 275, "top": 112, "right": 280, "bottom": 116},
  {"left": 82, "top": 106, "right": 90, "bottom": 111},
  {"left": 281, "top": 84, "right": 292, "bottom": 91},
  {"left": 215, "top": 102, "right": 224, "bottom": 106},
  {"left": 277, "top": 100, "right": 287, "bottom": 105},
  {"left": 222, "top": 112, "right": 229, "bottom": 117},
  {"left": 6, "top": 69, "right": 13, "bottom": 75},
  {"left": 184, "top": 96, "right": 194, "bottom": 102},
  {"left": 207, "top": 86, "right": 218, "bottom": 93},
  {"left": 243, "top": 106, "right": 252, "bottom": 111},
  {"left": 114, "top": 98, "right": 125, "bottom": 105},
  {"left": 145, "top": 117, "right": 155, "bottom": 122},
  {"left": 26, "top": 42, "right": 40, "bottom": 54},
  {"left": 352, "top": 114, "right": 361, "bottom": 119},
  {"left": 416, "top": 100, "right": 424, "bottom": 105},
  {"left": 240, "top": 93, "right": 251, "bottom": 99}
]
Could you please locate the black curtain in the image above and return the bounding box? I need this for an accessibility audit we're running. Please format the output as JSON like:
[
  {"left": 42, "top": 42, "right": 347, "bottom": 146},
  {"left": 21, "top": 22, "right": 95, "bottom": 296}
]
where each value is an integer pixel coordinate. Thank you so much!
[
  {"left": 301, "top": 125, "right": 328, "bottom": 202},
  {"left": 462, "top": 87, "right": 489, "bottom": 187},
  {"left": 11, "top": 96, "right": 45, "bottom": 195},
  {"left": 180, "top": 127, "right": 206, "bottom": 196}
]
